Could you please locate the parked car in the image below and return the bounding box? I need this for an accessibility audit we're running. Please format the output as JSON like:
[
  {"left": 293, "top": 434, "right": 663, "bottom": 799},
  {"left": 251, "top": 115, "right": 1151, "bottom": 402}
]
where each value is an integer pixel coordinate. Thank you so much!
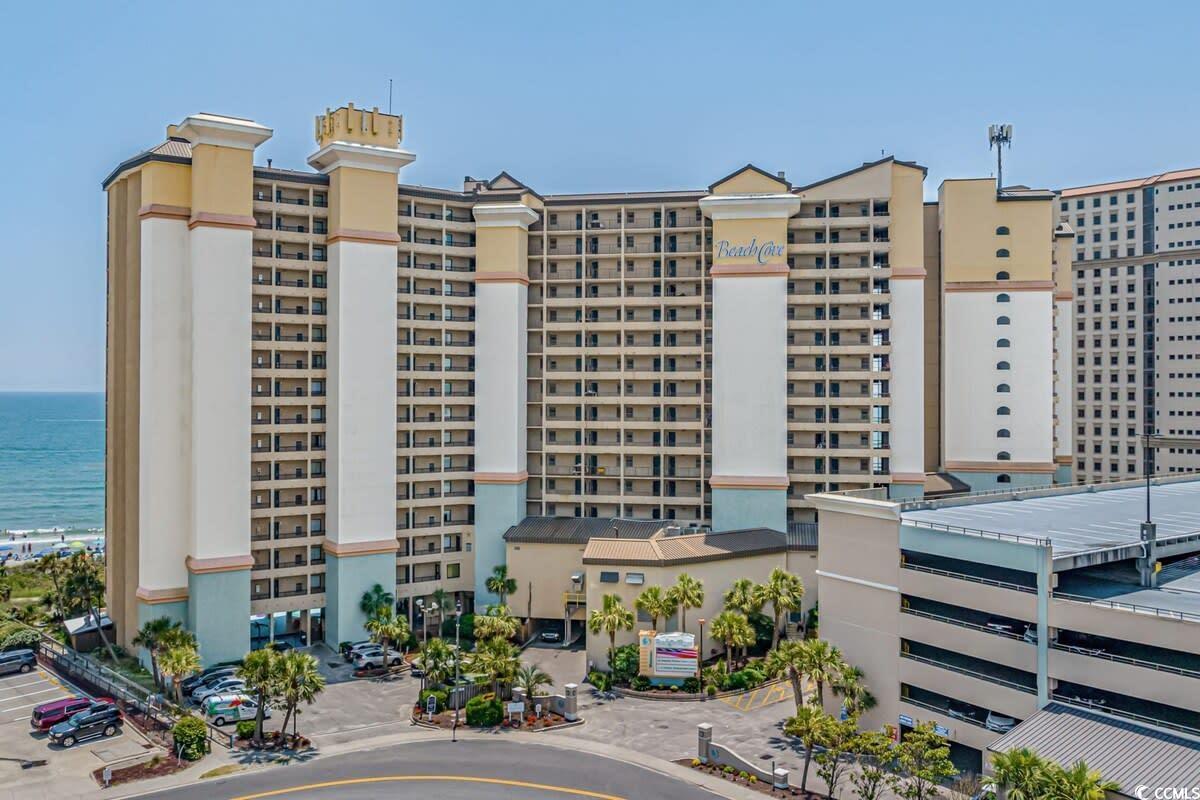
[
  {"left": 203, "top": 693, "right": 271, "bottom": 726},
  {"left": 539, "top": 629, "right": 562, "bottom": 643},
  {"left": 31, "top": 697, "right": 107, "bottom": 732},
  {"left": 181, "top": 663, "right": 240, "bottom": 695},
  {"left": 985, "top": 711, "right": 1017, "bottom": 733},
  {"left": 48, "top": 703, "right": 123, "bottom": 748},
  {"left": 946, "top": 700, "right": 976, "bottom": 721},
  {"left": 267, "top": 641, "right": 293, "bottom": 652},
  {"left": 0, "top": 649, "right": 36, "bottom": 676},
  {"left": 354, "top": 647, "right": 404, "bottom": 669},
  {"left": 1023, "top": 625, "right": 1038, "bottom": 644},
  {"left": 984, "top": 617, "right": 1019, "bottom": 635},
  {"left": 343, "top": 641, "right": 376, "bottom": 662},
  {"left": 192, "top": 677, "right": 246, "bottom": 703}
]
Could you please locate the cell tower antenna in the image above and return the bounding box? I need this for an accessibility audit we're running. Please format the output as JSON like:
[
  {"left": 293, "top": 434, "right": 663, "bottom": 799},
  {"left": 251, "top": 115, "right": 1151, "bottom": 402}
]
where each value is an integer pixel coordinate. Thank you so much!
[
  {"left": 988, "top": 123, "right": 1013, "bottom": 193},
  {"left": 388, "top": 79, "right": 393, "bottom": 115}
]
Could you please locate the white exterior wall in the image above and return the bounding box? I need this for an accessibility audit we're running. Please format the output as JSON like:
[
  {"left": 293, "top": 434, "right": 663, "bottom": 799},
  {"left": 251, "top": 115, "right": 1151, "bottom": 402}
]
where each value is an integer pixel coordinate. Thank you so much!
[
  {"left": 943, "top": 291, "right": 1054, "bottom": 464},
  {"left": 327, "top": 240, "right": 399, "bottom": 545},
  {"left": 138, "top": 217, "right": 191, "bottom": 588},
  {"left": 189, "top": 225, "right": 252, "bottom": 561},
  {"left": 475, "top": 282, "right": 527, "bottom": 474},
  {"left": 712, "top": 275, "right": 787, "bottom": 479},
  {"left": 1054, "top": 299, "right": 1073, "bottom": 462},
  {"left": 889, "top": 277, "right": 925, "bottom": 477}
]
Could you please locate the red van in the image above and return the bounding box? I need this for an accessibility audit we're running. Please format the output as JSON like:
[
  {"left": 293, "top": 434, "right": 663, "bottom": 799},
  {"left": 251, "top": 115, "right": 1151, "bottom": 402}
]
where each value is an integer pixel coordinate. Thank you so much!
[{"left": 30, "top": 696, "right": 113, "bottom": 732}]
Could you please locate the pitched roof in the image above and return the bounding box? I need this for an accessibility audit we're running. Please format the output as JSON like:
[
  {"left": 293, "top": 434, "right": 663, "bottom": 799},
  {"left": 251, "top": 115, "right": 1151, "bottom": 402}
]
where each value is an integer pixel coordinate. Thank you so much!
[
  {"left": 101, "top": 137, "right": 193, "bottom": 189},
  {"left": 988, "top": 702, "right": 1200, "bottom": 795},
  {"left": 708, "top": 163, "right": 791, "bottom": 193},
  {"left": 502, "top": 516, "right": 665, "bottom": 545},
  {"left": 793, "top": 155, "right": 928, "bottom": 193},
  {"left": 1060, "top": 166, "right": 1200, "bottom": 197},
  {"left": 786, "top": 522, "right": 818, "bottom": 551},
  {"left": 582, "top": 528, "right": 787, "bottom": 567}
]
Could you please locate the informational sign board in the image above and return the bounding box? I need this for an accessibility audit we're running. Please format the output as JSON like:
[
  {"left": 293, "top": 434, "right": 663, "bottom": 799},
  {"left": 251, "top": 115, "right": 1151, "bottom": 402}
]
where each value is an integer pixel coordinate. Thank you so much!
[
  {"left": 426, "top": 696, "right": 437, "bottom": 717},
  {"left": 506, "top": 701, "right": 525, "bottom": 714},
  {"left": 638, "top": 630, "right": 697, "bottom": 678}
]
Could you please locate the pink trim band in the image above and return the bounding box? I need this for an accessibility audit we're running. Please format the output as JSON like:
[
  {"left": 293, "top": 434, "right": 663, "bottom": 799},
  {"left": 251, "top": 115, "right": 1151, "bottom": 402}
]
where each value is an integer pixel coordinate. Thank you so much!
[
  {"left": 138, "top": 204, "right": 191, "bottom": 221},
  {"left": 890, "top": 267, "right": 927, "bottom": 280},
  {"left": 136, "top": 586, "right": 189, "bottom": 603},
  {"left": 944, "top": 280, "right": 1055, "bottom": 292},
  {"left": 323, "top": 539, "right": 398, "bottom": 557},
  {"left": 188, "top": 212, "right": 257, "bottom": 231},
  {"left": 944, "top": 460, "right": 1057, "bottom": 474},
  {"left": 710, "top": 263, "right": 789, "bottom": 278},
  {"left": 186, "top": 554, "right": 256, "bottom": 574},
  {"left": 709, "top": 475, "right": 790, "bottom": 490},
  {"left": 475, "top": 471, "right": 529, "bottom": 484},
  {"left": 889, "top": 472, "right": 927, "bottom": 484},
  {"left": 327, "top": 229, "right": 402, "bottom": 245},
  {"left": 475, "top": 272, "right": 530, "bottom": 286}
]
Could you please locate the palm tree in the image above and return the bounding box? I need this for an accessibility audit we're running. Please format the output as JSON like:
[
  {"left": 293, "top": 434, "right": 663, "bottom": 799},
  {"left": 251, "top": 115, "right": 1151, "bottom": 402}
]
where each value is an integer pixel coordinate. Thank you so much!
[
  {"left": 158, "top": 644, "right": 200, "bottom": 707},
  {"left": 666, "top": 573, "right": 704, "bottom": 634},
  {"left": 485, "top": 564, "right": 517, "bottom": 608},
  {"left": 473, "top": 605, "right": 519, "bottom": 643},
  {"left": 514, "top": 664, "right": 553, "bottom": 702},
  {"left": 986, "top": 748, "right": 1051, "bottom": 800},
  {"left": 427, "top": 588, "right": 454, "bottom": 636},
  {"left": 784, "top": 704, "right": 832, "bottom": 794},
  {"left": 364, "top": 608, "right": 411, "bottom": 666},
  {"left": 419, "top": 637, "right": 455, "bottom": 687},
  {"left": 797, "top": 639, "right": 846, "bottom": 710},
  {"left": 467, "top": 638, "right": 519, "bottom": 697},
  {"left": 760, "top": 567, "right": 805, "bottom": 650},
  {"left": 722, "top": 578, "right": 762, "bottom": 616},
  {"left": 63, "top": 552, "right": 118, "bottom": 664},
  {"left": 634, "top": 586, "right": 676, "bottom": 632},
  {"left": 709, "top": 610, "right": 755, "bottom": 672},
  {"left": 764, "top": 639, "right": 807, "bottom": 711},
  {"left": 132, "top": 617, "right": 178, "bottom": 689},
  {"left": 276, "top": 651, "right": 326, "bottom": 745},
  {"left": 35, "top": 554, "right": 67, "bottom": 621},
  {"left": 587, "top": 593, "right": 634, "bottom": 670},
  {"left": 1046, "top": 760, "right": 1119, "bottom": 800},
  {"left": 238, "top": 648, "right": 282, "bottom": 746},
  {"left": 359, "top": 583, "right": 394, "bottom": 619},
  {"left": 832, "top": 664, "right": 875, "bottom": 719}
]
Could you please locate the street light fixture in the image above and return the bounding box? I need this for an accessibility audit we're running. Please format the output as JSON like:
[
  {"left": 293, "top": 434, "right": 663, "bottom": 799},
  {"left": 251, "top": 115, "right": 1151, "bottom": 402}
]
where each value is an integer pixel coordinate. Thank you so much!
[
  {"left": 697, "top": 617, "right": 706, "bottom": 699},
  {"left": 452, "top": 600, "right": 463, "bottom": 742}
]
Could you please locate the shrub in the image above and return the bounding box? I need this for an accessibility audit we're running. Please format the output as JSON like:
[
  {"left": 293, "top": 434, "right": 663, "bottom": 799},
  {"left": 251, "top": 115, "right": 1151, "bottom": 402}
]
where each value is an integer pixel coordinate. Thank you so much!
[
  {"left": 586, "top": 670, "right": 612, "bottom": 692},
  {"left": 749, "top": 775, "right": 758, "bottom": 784},
  {"left": 723, "top": 765, "right": 734, "bottom": 774},
  {"left": 681, "top": 677, "right": 699, "bottom": 694},
  {"left": 464, "top": 695, "right": 503, "bottom": 727},
  {"left": 630, "top": 675, "right": 651, "bottom": 692},
  {"left": 235, "top": 720, "right": 256, "bottom": 740},
  {"left": 706, "top": 684, "right": 718, "bottom": 697},
  {"left": 668, "top": 684, "right": 678, "bottom": 692},
  {"left": 0, "top": 628, "right": 40, "bottom": 651},
  {"left": 441, "top": 613, "right": 474, "bottom": 641},
  {"left": 691, "top": 758, "right": 701, "bottom": 767},
  {"left": 609, "top": 643, "right": 640, "bottom": 685},
  {"left": 724, "top": 668, "right": 764, "bottom": 692},
  {"left": 418, "top": 688, "right": 448, "bottom": 713},
  {"left": 171, "top": 715, "right": 208, "bottom": 760},
  {"left": 739, "top": 771, "right": 749, "bottom": 781}
]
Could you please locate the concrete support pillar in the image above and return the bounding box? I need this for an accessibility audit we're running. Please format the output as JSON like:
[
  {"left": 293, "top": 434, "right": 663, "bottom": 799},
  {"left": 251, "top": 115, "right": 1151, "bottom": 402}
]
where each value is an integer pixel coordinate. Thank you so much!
[
  {"left": 700, "top": 186, "right": 800, "bottom": 532},
  {"left": 176, "top": 113, "right": 272, "bottom": 665},
  {"left": 473, "top": 199, "right": 540, "bottom": 606},
  {"left": 563, "top": 683, "right": 578, "bottom": 721},
  {"left": 308, "top": 105, "right": 413, "bottom": 645},
  {"left": 1053, "top": 225, "right": 1075, "bottom": 485},
  {"left": 697, "top": 722, "right": 713, "bottom": 762},
  {"left": 773, "top": 768, "right": 790, "bottom": 790}
]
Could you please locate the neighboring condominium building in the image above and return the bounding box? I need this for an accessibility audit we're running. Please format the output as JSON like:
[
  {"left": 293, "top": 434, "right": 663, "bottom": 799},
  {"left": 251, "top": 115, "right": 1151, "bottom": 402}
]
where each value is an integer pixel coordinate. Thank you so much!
[
  {"left": 101, "top": 103, "right": 1069, "bottom": 664},
  {"left": 814, "top": 475, "right": 1200, "bottom": 784},
  {"left": 1060, "top": 168, "right": 1200, "bottom": 484}
]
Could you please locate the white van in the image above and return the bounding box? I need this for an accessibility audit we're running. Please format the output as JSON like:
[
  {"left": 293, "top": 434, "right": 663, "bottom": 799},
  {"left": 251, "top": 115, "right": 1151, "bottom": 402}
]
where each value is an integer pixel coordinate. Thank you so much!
[{"left": 203, "top": 693, "right": 271, "bottom": 726}]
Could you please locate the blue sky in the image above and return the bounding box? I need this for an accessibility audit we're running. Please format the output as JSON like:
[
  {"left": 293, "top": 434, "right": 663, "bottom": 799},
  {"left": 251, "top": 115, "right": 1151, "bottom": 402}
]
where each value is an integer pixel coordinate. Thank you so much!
[{"left": 1, "top": 1, "right": 1196, "bottom": 392}]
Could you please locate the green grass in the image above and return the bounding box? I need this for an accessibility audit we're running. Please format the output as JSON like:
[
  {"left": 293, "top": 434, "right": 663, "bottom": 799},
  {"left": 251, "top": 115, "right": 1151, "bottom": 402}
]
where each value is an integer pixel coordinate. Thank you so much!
[
  {"left": 91, "top": 649, "right": 158, "bottom": 692},
  {"left": 200, "top": 765, "right": 245, "bottom": 779}
]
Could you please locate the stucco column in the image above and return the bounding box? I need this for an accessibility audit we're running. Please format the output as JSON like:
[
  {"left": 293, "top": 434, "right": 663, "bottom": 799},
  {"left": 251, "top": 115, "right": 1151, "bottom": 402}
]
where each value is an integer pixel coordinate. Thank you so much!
[
  {"left": 699, "top": 192, "right": 800, "bottom": 532},
  {"left": 134, "top": 159, "right": 194, "bottom": 636},
  {"left": 308, "top": 105, "right": 413, "bottom": 646},
  {"left": 176, "top": 113, "right": 272, "bottom": 665},
  {"left": 1053, "top": 225, "right": 1075, "bottom": 485},
  {"left": 473, "top": 200, "right": 539, "bottom": 607}
]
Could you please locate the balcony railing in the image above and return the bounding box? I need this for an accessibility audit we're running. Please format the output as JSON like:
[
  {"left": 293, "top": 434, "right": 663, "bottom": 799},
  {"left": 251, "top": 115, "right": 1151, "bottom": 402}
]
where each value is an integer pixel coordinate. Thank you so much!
[
  {"left": 900, "top": 562, "right": 1037, "bottom": 595},
  {"left": 900, "top": 651, "right": 1036, "bottom": 694}
]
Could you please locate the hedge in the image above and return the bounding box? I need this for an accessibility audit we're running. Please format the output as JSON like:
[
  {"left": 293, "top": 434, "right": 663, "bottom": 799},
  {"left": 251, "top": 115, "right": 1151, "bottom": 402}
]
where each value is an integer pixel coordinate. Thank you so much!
[
  {"left": 465, "top": 695, "right": 503, "bottom": 726},
  {"left": 172, "top": 715, "right": 209, "bottom": 760},
  {"left": 235, "top": 720, "right": 256, "bottom": 740},
  {"left": 418, "top": 688, "right": 448, "bottom": 713},
  {"left": 0, "top": 628, "right": 40, "bottom": 651}
]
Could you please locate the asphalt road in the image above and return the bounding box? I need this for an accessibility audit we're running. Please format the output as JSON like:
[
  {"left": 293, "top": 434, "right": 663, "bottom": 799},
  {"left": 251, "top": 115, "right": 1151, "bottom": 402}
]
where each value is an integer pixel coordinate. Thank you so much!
[{"left": 141, "top": 739, "right": 723, "bottom": 800}]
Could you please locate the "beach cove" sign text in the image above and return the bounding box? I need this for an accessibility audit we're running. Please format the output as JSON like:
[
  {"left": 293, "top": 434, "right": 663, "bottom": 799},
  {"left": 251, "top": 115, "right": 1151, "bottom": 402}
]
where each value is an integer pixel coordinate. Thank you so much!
[{"left": 715, "top": 238, "right": 785, "bottom": 264}]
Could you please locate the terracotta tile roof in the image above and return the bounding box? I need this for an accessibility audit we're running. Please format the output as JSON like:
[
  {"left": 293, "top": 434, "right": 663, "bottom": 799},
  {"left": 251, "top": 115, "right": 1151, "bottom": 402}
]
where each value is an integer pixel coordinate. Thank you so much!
[{"left": 1060, "top": 166, "right": 1200, "bottom": 197}]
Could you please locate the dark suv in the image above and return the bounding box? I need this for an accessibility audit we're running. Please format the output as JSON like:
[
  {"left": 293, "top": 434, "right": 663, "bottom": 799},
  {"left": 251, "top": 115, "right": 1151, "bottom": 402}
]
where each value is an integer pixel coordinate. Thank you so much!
[
  {"left": 0, "top": 649, "right": 36, "bottom": 676},
  {"left": 47, "top": 702, "right": 123, "bottom": 748}
]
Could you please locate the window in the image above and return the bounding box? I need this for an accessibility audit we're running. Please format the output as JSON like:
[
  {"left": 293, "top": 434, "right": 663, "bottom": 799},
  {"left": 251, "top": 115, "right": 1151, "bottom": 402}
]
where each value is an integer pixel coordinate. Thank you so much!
[
  {"left": 625, "top": 572, "right": 645, "bottom": 585},
  {"left": 997, "top": 338, "right": 1010, "bottom": 348},
  {"left": 996, "top": 226, "right": 1010, "bottom": 235},
  {"left": 997, "top": 474, "right": 1012, "bottom": 484},
  {"left": 997, "top": 451, "right": 1012, "bottom": 460},
  {"left": 997, "top": 293, "right": 1011, "bottom": 303},
  {"left": 997, "top": 315, "right": 1011, "bottom": 325},
  {"left": 996, "top": 271, "right": 1010, "bottom": 280},
  {"left": 996, "top": 248, "right": 1011, "bottom": 258},
  {"left": 997, "top": 361, "right": 1011, "bottom": 370},
  {"left": 446, "top": 563, "right": 461, "bottom": 579},
  {"left": 997, "top": 383, "right": 1011, "bottom": 393},
  {"left": 997, "top": 428, "right": 1012, "bottom": 438},
  {"left": 599, "top": 571, "right": 619, "bottom": 583},
  {"left": 997, "top": 405, "right": 1011, "bottom": 415}
]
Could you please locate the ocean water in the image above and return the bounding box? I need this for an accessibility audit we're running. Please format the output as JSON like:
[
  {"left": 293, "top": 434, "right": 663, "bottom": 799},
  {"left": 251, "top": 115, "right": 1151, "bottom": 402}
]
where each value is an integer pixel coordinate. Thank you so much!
[{"left": 0, "top": 393, "right": 105, "bottom": 534}]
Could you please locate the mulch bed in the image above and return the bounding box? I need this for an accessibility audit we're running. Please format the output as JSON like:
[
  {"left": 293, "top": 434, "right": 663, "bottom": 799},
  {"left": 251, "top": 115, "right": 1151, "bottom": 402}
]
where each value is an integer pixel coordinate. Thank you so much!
[
  {"left": 91, "top": 755, "right": 189, "bottom": 787},
  {"left": 675, "top": 759, "right": 813, "bottom": 797},
  {"left": 413, "top": 705, "right": 572, "bottom": 731},
  {"left": 233, "top": 730, "right": 312, "bottom": 751}
]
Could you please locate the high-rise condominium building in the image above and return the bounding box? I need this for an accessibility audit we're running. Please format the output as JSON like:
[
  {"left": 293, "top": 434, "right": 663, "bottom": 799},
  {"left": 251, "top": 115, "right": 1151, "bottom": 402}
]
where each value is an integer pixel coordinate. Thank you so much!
[
  {"left": 102, "top": 104, "right": 1068, "bottom": 664},
  {"left": 1060, "top": 168, "right": 1200, "bottom": 484}
]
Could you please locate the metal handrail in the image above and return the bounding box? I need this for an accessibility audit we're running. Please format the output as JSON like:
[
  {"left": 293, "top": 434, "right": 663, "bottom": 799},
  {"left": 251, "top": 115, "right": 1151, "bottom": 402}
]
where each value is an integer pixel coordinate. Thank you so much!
[
  {"left": 900, "top": 695, "right": 993, "bottom": 730},
  {"left": 900, "top": 651, "right": 1036, "bottom": 694},
  {"left": 1051, "top": 694, "right": 1200, "bottom": 737},
  {"left": 1052, "top": 591, "right": 1200, "bottom": 623},
  {"left": 900, "top": 562, "right": 1038, "bottom": 594},
  {"left": 1050, "top": 642, "right": 1200, "bottom": 679},
  {"left": 899, "top": 606, "right": 1031, "bottom": 642},
  {"left": 903, "top": 518, "right": 1051, "bottom": 548}
]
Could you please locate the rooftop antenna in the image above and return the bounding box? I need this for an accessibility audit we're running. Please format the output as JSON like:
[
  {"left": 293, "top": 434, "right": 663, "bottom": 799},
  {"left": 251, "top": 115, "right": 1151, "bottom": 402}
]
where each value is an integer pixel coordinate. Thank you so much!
[
  {"left": 388, "top": 79, "right": 393, "bottom": 115},
  {"left": 1138, "top": 433, "right": 1200, "bottom": 587},
  {"left": 988, "top": 123, "right": 1013, "bottom": 192}
]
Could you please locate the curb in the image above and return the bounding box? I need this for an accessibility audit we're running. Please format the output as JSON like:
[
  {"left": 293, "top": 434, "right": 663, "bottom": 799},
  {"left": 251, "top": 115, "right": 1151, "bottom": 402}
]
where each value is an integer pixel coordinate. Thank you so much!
[{"left": 610, "top": 677, "right": 788, "bottom": 702}]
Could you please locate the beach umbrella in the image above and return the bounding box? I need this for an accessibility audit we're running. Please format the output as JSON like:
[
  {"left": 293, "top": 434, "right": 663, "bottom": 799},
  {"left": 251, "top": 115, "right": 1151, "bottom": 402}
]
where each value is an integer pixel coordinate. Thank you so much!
[{"left": 68, "top": 540, "right": 87, "bottom": 550}]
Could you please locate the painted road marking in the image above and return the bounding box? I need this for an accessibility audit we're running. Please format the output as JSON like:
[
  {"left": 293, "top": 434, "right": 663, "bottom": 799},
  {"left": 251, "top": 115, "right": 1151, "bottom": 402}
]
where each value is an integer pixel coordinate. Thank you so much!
[
  {"left": 231, "top": 776, "right": 628, "bottom": 799},
  {"left": 717, "top": 681, "right": 790, "bottom": 712}
]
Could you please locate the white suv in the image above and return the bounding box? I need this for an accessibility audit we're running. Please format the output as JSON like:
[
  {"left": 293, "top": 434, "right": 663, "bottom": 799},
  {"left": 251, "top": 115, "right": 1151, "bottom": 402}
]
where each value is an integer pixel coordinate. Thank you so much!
[{"left": 354, "top": 647, "right": 405, "bottom": 669}]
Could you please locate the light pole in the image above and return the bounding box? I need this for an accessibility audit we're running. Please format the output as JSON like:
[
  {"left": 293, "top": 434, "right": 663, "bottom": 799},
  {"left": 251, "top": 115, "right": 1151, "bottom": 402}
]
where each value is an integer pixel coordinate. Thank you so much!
[
  {"left": 697, "top": 617, "right": 706, "bottom": 699},
  {"left": 415, "top": 598, "right": 426, "bottom": 642},
  {"left": 452, "top": 600, "right": 462, "bottom": 742}
]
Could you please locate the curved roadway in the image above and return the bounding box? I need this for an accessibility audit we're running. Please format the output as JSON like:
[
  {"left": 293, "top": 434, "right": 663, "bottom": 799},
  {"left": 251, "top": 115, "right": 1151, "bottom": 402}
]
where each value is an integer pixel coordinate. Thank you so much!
[{"left": 143, "top": 739, "right": 722, "bottom": 800}]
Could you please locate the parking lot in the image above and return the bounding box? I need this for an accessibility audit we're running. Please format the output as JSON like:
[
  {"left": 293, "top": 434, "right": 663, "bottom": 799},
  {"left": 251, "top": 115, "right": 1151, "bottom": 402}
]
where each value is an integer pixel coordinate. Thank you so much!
[{"left": 0, "top": 666, "right": 72, "bottom": 725}]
